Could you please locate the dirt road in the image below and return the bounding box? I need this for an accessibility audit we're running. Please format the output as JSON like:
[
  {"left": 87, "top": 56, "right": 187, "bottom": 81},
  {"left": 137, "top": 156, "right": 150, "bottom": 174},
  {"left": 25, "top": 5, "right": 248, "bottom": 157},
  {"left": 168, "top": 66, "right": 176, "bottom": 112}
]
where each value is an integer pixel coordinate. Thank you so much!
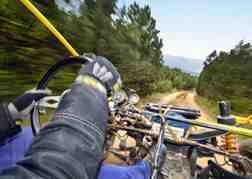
[{"left": 157, "top": 91, "right": 211, "bottom": 121}]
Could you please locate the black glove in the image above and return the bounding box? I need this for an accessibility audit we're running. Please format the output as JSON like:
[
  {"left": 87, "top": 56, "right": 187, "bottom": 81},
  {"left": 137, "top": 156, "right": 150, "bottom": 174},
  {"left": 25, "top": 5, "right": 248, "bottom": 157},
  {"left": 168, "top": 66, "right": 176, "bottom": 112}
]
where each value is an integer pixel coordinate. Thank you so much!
[
  {"left": 8, "top": 89, "right": 51, "bottom": 120},
  {"left": 76, "top": 56, "right": 122, "bottom": 95},
  {"left": 0, "top": 89, "right": 50, "bottom": 142}
]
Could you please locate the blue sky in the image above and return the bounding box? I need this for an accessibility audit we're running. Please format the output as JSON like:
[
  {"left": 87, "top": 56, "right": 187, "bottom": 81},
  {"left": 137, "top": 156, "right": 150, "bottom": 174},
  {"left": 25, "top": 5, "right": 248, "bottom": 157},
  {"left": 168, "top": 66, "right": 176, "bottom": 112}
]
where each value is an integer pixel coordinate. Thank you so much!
[{"left": 118, "top": 0, "right": 252, "bottom": 60}]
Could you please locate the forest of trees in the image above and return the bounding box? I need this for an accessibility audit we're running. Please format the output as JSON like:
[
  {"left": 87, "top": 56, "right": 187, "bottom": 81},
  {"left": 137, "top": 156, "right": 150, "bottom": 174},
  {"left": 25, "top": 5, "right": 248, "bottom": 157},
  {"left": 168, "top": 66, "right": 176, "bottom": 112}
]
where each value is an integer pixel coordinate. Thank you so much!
[
  {"left": 0, "top": 0, "right": 196, "bottom": 100},
  {"left": 197, "top": 41, "right": 252, "bottom": 114}
]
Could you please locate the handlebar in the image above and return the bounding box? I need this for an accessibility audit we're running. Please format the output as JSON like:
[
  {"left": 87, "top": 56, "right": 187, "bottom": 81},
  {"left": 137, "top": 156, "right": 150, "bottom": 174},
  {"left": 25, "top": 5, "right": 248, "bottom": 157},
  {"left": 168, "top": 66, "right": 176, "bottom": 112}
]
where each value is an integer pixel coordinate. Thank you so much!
[
  {"left": 111, "top": 103, "right": 252, "bottom": 177},
  {"left": 109, "top": 124, "right": 251, "bottom": 166}
]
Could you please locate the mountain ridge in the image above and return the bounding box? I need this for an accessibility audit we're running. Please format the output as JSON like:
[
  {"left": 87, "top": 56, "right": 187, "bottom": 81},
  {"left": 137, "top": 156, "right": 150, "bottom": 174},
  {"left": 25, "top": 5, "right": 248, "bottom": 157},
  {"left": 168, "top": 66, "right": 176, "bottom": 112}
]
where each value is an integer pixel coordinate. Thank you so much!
[{"left": 163, "top": 54, "right": 203, "bottom": 75}]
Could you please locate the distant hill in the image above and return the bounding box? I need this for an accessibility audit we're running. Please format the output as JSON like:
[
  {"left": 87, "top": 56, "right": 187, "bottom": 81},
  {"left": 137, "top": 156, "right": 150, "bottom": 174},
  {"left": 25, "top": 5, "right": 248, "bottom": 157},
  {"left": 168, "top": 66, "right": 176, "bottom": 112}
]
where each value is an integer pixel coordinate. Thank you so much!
[{"left": 163, "top": 54, "right": 203, "bottom": 75}]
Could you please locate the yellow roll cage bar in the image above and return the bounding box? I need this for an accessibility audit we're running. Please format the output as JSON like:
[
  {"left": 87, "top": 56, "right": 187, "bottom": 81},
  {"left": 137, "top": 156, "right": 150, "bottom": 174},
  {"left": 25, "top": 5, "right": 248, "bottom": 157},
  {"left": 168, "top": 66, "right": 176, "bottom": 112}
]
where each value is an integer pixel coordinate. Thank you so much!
[
  {"left": 234, "top": 115, "right": 252, "bottom": 125},
  {"left": 19, "top": 0, "right": 79, "bottom": 57}
]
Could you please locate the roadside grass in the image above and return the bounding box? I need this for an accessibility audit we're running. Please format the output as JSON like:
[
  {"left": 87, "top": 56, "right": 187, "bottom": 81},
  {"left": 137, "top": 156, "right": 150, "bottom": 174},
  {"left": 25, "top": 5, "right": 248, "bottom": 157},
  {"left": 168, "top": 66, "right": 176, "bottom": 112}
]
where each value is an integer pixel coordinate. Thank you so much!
[{"left": 195, "top": 95, "right": 218, "bottom": 120}]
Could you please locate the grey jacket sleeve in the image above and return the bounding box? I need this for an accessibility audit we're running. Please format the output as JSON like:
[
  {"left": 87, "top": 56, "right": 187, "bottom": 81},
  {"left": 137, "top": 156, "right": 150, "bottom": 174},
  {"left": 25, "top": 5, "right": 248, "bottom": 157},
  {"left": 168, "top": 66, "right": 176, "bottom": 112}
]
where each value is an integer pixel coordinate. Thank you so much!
[{"left": 0, "top": 83, "right": 109, "bottom": 179}]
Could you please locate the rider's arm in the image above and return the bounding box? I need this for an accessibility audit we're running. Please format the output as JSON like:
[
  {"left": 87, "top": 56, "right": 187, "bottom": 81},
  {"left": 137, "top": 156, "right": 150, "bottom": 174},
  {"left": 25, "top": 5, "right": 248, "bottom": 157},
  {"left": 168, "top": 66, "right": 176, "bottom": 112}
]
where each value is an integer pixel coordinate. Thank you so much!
[
  {"left": 0, "top": 56, "right": 121, "bottom": 179},
  {"left": 0, "top": 83, "right": 109, "bottom": 179}
]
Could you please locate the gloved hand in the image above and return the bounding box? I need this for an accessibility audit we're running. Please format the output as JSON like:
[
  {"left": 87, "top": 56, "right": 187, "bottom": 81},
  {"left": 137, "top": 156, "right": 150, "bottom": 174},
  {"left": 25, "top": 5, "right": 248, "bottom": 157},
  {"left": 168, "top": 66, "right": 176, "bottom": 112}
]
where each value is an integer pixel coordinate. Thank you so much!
[
  {"left": 76, "top": 56, "right": 122, "bottom": 95},
  {"left": 8, "top": 89, "right": 51, "bottom": 120}
]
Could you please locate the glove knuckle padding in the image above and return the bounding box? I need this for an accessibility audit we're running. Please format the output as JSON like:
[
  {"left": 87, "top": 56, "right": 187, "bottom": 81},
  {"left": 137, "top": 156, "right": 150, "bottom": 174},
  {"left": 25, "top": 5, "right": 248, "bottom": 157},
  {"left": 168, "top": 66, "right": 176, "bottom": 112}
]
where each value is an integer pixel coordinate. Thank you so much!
[
  {"left": 96, "top": 56, "right": 120, "bottom": 86},
  {"left": 78, "top": 56, "right": 121, "bottom": 93}
]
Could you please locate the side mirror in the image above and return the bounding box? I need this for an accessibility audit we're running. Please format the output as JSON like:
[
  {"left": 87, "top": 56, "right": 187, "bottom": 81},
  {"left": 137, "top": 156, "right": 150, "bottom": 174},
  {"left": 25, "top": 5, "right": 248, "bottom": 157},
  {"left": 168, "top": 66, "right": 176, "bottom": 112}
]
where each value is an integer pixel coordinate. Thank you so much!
[
  {"left": 112, "top": 90, "right": 128, "bottom": 106},
  {"left": 128, "top": 93, "right": 140, "bottom": 105}
]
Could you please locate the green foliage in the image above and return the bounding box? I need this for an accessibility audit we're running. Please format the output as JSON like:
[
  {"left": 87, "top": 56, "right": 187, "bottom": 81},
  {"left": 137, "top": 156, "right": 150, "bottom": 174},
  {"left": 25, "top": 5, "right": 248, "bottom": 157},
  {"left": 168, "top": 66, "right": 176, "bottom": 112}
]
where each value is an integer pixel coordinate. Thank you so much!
[
  {"left": 153, "top": 80, "right": 173, "bottom": 93},
  {"left": 195, "top": 96, "right": 218, "bottom": 120},
  {"left": 197, "top": 41, "right": 252, "bottom": 115},
  {"left": 0, "top": 0, "right": 195, "bottom": 100}
]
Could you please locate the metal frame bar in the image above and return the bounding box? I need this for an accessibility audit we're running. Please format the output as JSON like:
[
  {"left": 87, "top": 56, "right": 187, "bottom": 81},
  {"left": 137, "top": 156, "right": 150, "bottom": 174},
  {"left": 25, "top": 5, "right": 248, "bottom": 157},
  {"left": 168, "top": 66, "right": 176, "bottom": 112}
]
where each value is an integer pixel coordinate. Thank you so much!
[{"left": 19, "top": 0, "right": 79, "bottom": 57}]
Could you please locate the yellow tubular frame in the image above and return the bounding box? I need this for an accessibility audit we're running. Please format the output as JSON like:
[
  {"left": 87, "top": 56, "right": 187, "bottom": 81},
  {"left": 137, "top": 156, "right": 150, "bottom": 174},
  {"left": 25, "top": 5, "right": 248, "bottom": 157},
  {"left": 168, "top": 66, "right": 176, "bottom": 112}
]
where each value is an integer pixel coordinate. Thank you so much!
[
  {"left": 19, "top": 0, "right": 79, "bottom": 57},
  {"left": 234, "top": 115, "right": 252, "bottom": 125},
  {"left": 191, "top": 119, "right": 252, "bottom": 137}
]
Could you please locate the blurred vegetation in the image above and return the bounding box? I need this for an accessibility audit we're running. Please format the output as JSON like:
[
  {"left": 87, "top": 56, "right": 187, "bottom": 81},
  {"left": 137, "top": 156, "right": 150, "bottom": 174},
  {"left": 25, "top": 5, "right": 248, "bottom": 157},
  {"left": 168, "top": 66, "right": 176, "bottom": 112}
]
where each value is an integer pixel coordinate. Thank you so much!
[
  {"left": 0, "top": 0, "right": 196, "bottom": 101},
  {"left": 197, "top": 41, "right": 252, "bottom": 115},
  {"left": 195, "top": 96, "right": 218, "bottom": 120}
]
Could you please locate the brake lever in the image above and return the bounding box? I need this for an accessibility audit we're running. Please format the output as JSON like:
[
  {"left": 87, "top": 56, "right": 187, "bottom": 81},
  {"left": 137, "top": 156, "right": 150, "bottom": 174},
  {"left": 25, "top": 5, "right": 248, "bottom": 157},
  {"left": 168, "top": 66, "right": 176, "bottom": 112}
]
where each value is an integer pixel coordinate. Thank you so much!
[
  {"left": 37, "top": 89, "right": 71, "bottom": 109},
  {"left": 38, "top": 96, "right": 61, "bottom": 109}
]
